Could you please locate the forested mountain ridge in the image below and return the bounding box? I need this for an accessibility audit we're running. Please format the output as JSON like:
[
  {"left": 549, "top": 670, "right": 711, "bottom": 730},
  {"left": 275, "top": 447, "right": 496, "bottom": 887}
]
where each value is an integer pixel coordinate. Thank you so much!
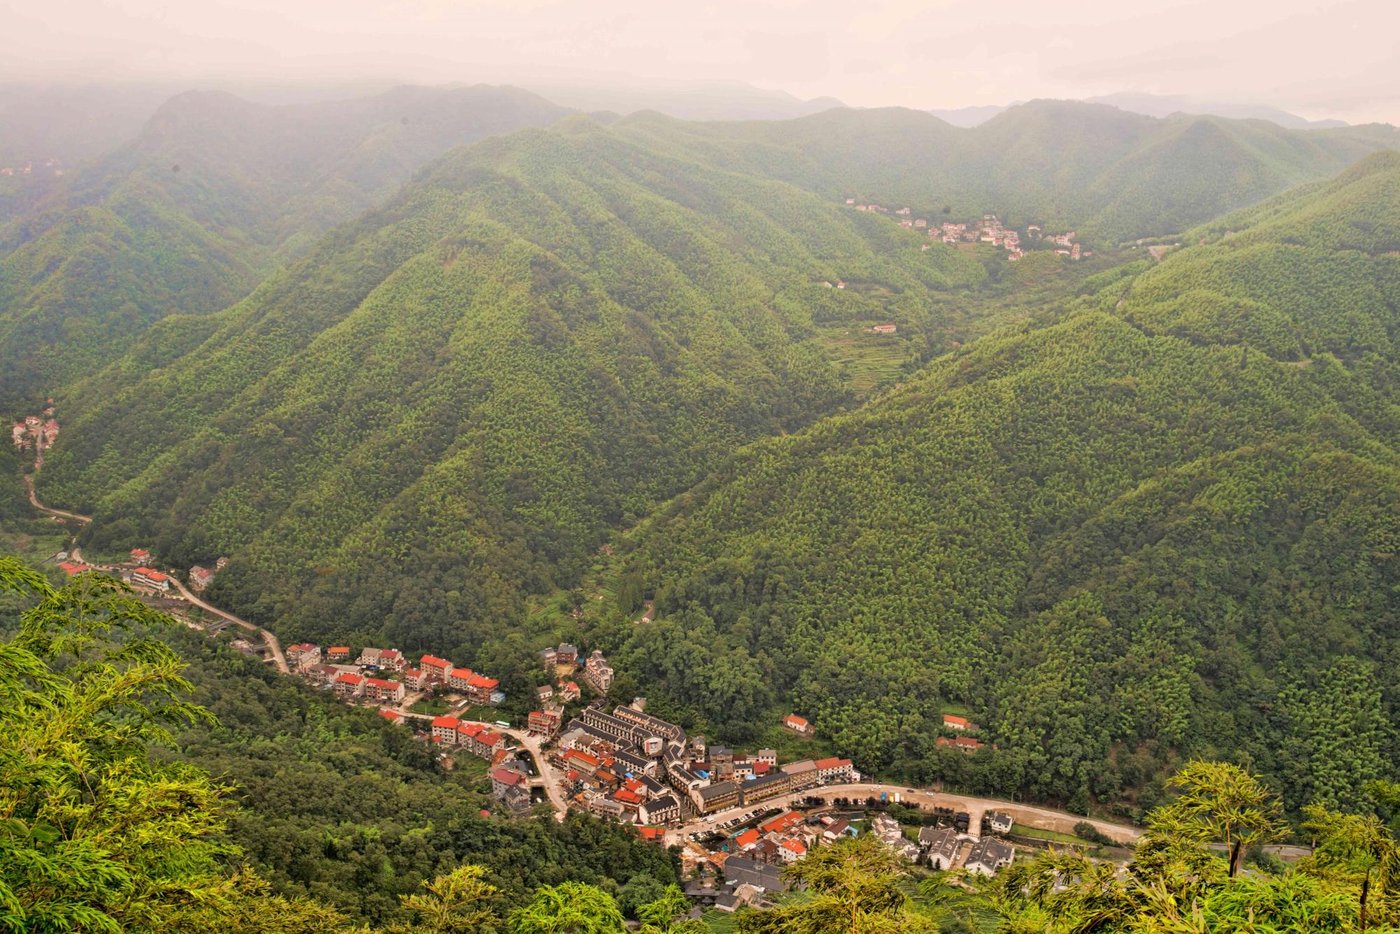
[
  {"left": 606, "top": 152, "right": 1400, "bottom": 817},
  {"left": 37, "top": 115, "right": 991, "bottom": 668},
  {"left": 0, "top": 84, "right": 572, "bottom": 405},
  {"left": 618, "top": 100, "right": 1400, "bottom": 245}
]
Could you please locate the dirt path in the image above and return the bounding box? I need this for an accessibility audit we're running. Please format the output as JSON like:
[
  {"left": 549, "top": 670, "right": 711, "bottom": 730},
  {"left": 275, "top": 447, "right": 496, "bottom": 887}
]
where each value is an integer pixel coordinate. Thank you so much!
[{"left": 23, "top": 473, "right": 92, "bottom": 524}]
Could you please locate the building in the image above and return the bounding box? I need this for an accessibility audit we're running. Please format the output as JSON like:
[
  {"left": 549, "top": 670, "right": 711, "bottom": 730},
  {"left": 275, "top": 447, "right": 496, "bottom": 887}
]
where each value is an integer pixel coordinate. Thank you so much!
[
  {"left": 611, "top": 705, "right": 685, "bottom": 743},
  {"left": 129, "top": 548, "right": 152, "bottom": 565},
  {"left": 364, "top": 677, "right": 405, "bottom": 704},
  {"left": 937, "top": 736, "right": 985, "bottom": 754},
  {"left": 403, "top": 668, "right": 427, "bottom": 690},
  {"left": 942, "top": 714, "right": 975, "bottom": 732},
  {"left": 965, "top": 838, "right": 1015, "bottom": 877},
  {"left": 582, "top": 650, "right": 614, "bottom": 693},
  {"left": 556, "top": 643, "right": 578, "bottom": 667},
  {"left": 815, "top": 757, "right": 857, "bottom": 785},
  {"left": 738, "top": 771, "right": 791, "bottom": 807},
  {"left": 985, "top": 811, "right": 1014, "bottom": 835},
  {"left": 130, "top": 567, "right": 171, "bottom": 592},
  {"left": 188, "top": 566, "right": 215, "bottom": 591},
  {"left": 286, "top": 643, "right": 321, "bottom": 670},
  {"left": 867, "top": 323, "right": 897, "bottom": 335},
  {"left": 334, "top": 672, "right": 366, "bottom": 699},
  {"left": 559, "top": 681, "right": 581, "bottom": 703},
  {"left": 420, "top": 654, "right": 453, "bottom": 683},
  {"left": 694, "top": 780, "right": 741, "bottom": 815},
  {"left": 378, "top": 649, "right": 405, "bottom": 672},
  {"left": 639, "top": 795, "right": 681, "bottom": 825},
  {"left": 528, "top": 709, "right": 562, "bottom": 736},
  {"left": 778, "top": 838, "right": 807, "bottom": 863},
  {"left": 780, "top": 760, "right": 820, "bottom": 791},
  {"left": 920, "top": 826, "right": 961, "bottom": 871},
  {"left": 327, "top": 646, "right": 351, "bottom": 661},
  {"left": 782, "top": 714, "right": 812, "bottom": 735},
  {"left": 57, "top": 561, "right": 87, "bottom": 576},
  {"left": 490, "top": 767, "right": 532, "bottom": 815},
  {"left": 432, "top": 716, "right": 461, "bottom": 743}
]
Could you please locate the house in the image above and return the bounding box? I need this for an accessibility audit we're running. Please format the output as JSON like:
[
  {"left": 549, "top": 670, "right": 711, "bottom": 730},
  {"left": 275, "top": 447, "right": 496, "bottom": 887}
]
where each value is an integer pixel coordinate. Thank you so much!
[
  {"left": 556, "top": 643, "right": 578, "bottom": 667},
  {"left": 286, "top": 643, "right": 321, "bottom": 670},
  {"left": 782, "top": 714, "right": 812, "bottom": 735},
  {"left": 756, "top": 748, "right": 777, "bottom": 768},
  {"left": 760, "top": 811, "right": 805, "bottom": 836},
  {"left": 463, "top": 671, "right": 500, "bottom": 706},
  {"left": 356, "top": 647, "right": 393, "bottom": 667},
  {"left": 528, "top": 709, "right": 562, "bottom": 736},
  {"left": 490, "top": 767, "right": 533, "bottom": 815},
  {"left": 334, "top": 672, "right": 366, "bottom": 699},
  {"left": 57, "top": 561, "right": 87, "bottom": 576},
  {"left": 738, "top": 771, "right": 791, "bottom": 807},
  {"left": 559, "top": 681, "right": 581, "bottom": 703},
  {"left": 733, "top": 828, "right": 761, "bottom": 851},
  {"left": 403, "top": 668, "right": 427, "bottom": 690},
  {"left": 468, "top": 729, "right": 507, "bottom": 759},
  {"left": 188, "top": 566, "right": 215, "bottom": 591},
  {"left": 920, "top": 826, "right": 961, "bottom": 871},
  {"left": 694, "top": 781, "right": 740, "bottom": 814},
  {"left": 639, "top": 795, "right": 680, "bottom": 825},
  {"left": 965, "top": 838, "right": 1015, "bottom": 877},
  {"left": 723, "top": 856, "right": 788, "bottom": 894},
  {"left": 431, "top": 715, "right": 461, "bottom": 743},
  {"left": 778, "top": 838, "right": 808, "bottom": 863},
  {"left": 535, "top": 684, "right": 555, "bottom": 704},
  {"left": 378, "top": 649, "right": 405, "bottom": 672},
  {"left": 420, "top": 654, "right": 453, "bottom": 683},
  {"left": 130, "top": 567, "right": 171, "bottom": 592},
  {"left": 985, "top": 811, "right": 1014, "bottom": 835},
  {"left": 582, "top": 650, "right": 614, "bottom": 693},
  {"left": 327, "top": 646, "right": 351, "bottom": 662},
  {"left": 937, "top": 735, "right": 985, "bottom": 754},
  {"left": 822, "top": 818, "right": 857, "bottom": 842},
  {"left": 867, "top": 323, "right": 897, "bottom": 335},
  {"left": 942, "top": 714, "right": 974, "bottom": 732},
  {"left": 379, "top": 709, "right": 404, "bottom": 725},
  {"left": 364, "top": 677, "right": 405, "bottom": 704},
  {"left": 814, "top": 756, "right": 857, "bottom": 785},
  {"left": 780, "top": 760, "right": 820, "bottom": 791},
  {"left": 129, "top": 548, "right": 151, "bottom": 565}
]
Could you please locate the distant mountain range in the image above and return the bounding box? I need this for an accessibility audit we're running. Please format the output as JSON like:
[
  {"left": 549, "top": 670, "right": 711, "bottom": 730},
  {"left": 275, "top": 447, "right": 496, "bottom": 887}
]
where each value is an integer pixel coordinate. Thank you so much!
[{"left": 932, "top": 92, "right": 1357, "bottom": 130}]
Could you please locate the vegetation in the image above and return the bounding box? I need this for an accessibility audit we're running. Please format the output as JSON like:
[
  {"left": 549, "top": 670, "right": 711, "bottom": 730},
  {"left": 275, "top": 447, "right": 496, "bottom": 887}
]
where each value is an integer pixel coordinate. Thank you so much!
[
  {"left": 602, "top": 152, "right": 1400, "bottom": 813},
  {"left": 0, "top": 84, "right": 571, "bottom": 405}
]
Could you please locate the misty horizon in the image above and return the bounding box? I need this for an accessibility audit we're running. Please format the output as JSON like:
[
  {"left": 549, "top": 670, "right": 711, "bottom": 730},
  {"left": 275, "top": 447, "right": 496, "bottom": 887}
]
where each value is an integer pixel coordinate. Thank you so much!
[{"left": 5, "top": 0, "right": 1399, "bottom": 126}]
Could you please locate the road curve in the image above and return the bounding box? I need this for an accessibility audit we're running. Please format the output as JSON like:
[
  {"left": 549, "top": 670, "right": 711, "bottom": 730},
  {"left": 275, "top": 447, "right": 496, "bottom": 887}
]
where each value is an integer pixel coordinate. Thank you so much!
[
  {"left": 23, "top": 474, "right": 92, "bottom": 524},
  {"left": 168, "top": 576, "right": 289, "bottom": 674}
]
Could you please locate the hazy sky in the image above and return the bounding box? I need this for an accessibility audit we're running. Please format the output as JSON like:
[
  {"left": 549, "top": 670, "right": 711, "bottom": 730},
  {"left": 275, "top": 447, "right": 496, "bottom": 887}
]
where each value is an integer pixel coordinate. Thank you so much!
[{"left": 5, "top": 0, "right": 1399, "bottom": 123}]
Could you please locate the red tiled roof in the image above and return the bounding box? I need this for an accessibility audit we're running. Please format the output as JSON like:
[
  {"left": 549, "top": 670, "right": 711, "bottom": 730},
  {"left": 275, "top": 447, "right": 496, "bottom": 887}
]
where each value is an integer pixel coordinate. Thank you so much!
[
  {"left": 336, "top": 672, "right": 364, "bottom": 685},
  {"left": 815, "top": 756, "right": 843, "bottom": 769},
  {"left": 734, "top": 829, "right": 760, "bottom": 848},
  {"left": 784, "top": 714, "right": 809, "bottom": 727},
  {"left": 421, "top": 654, "right": 452, "bottom": 670},
  {"left": 58, "top": 561, "right": 87, "bottom": 576},
  {"left": 490, "top": 767, "right": 525, "bottom": 786},
  {"left": 942, "top": 714, "right": 970, "bottom": 728},
  {"left": 639, "top": 826, "right": 666, "bottom": 841},
  {"left": 432, "top": 715, "right": 460, "bottom": 729},
  {"left": 782, "top": 838, "right": 807, "bottom": 854},
  {"left": 614, "top": 789, "right": 644, "bottom": 805},
  {"left": 466, "top": 673, "right": 499, "bottom": 690},
  {"left": 379, "top": 710, "right": 402, "bottom": 722},
  {"left": 366, "top": 677, "right": 398, "bottom": 689},
  {"left": 476, "top": 730, "right": 503, "bottom": 747},
  {"left": 459, "top": 722, "right": 485, "bottom": 738},
  {"left": 329, "top": 646, "right": 350, "bottom": 654}
]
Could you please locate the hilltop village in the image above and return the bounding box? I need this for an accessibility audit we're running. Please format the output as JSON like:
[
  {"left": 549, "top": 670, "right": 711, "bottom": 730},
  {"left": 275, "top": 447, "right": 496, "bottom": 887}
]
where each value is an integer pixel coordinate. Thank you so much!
[{"left": 846, "top": 200, "right": 1089, "bottom": 261}]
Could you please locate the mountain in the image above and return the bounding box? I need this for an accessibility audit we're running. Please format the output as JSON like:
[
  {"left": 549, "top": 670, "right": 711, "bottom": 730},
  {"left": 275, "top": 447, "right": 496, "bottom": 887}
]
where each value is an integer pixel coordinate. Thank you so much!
[
  {"left": 0, "top": 84, "right": 572, "bottom": 405},
  {"left": 36, "top": 114, "right": 991, "bottom": 666},
  {"left": 1087, "top": 92, "right": 1350, "bottom": 130},
  {"left": 519, "top": 78, "right": 845, "bottom": 121},
  {"left": 607, "top": 152, "right": 1400, "bottom": 814},
  {"left": 926, "top": 104, "right": 1009, "bottom": 127},
  {"left": 621, "top": 100, "right": 1399, "bottom": 244}
]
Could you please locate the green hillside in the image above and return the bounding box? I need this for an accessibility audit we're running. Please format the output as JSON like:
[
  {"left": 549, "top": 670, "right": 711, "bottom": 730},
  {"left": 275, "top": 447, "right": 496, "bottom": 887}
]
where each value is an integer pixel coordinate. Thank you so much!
[
  {"left": 606, "top": 152, "right": 1400, "bottom": 816},
  {"left": 0, "top": 84, "right": 571, "bottom": 405},
  {"left": 618, "top": 100, "right": 1399, "bottom": 244},
  {"left": 36, "top": 116, "right": 994, "bottom": 665}
]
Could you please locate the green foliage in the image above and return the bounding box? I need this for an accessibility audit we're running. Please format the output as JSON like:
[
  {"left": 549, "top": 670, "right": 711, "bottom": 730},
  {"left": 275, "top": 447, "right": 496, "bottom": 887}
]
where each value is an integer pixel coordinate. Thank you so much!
[
  {"left": 507, "top": 881, "right": 626, "bottom": 933},
  {"left": 0, "top": 558, "right": 232, "bottom": 932},
  {"left": 614, "top": 156, "right": 1400, "bottom": 809}
]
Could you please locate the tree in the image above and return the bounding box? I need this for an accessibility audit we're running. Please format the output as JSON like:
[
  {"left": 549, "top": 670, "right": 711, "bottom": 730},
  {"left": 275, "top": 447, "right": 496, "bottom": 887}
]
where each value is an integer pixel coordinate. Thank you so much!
[
  {"left": 508, "top": 881, "right": 626, "bottom": 934},
  {"left": 737, "top": 836, "right": 937, "bottom": 934},
  {"left": 1148, "top": 760, "right": 1284, "bottom": 877},
  {"left": 0, "top": 559, "right": 238, "bottom": 932},
  {"left": 398, "top": 864, "right": 501, "bottom": 933},
  {"left": 1302, "top": 805, "right": 1400, "bottom": 931},
  {"left": 637, "top": 884, "right": 702, "bottom": 933}
]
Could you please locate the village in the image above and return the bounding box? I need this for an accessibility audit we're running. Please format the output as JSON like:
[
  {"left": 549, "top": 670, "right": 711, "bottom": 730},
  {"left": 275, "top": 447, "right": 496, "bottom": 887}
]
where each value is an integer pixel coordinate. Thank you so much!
[
  {"left": 48, "top": 542, "right": 1035, "bottom": 912},
  {"left": 846, "top": 200, "right": 1090, "bottom": 262},
  {"left": 0, "top": 157, "right": 64, "bottom": 178}
]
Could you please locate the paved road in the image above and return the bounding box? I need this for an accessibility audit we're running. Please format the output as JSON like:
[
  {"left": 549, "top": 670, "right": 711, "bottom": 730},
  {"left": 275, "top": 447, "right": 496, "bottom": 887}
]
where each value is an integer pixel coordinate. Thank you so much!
[
  {"left": 393, "top": 711, "right": 570, "bottom": 821},
  {"left": 23, "top": 474, "right": 92, "bottom": 524},
  {"left": 666, "top": 782, "right": 1142, "bottom": 848},
  {"left": 167, "top": 575, "right": 289, "bottom": 674}
]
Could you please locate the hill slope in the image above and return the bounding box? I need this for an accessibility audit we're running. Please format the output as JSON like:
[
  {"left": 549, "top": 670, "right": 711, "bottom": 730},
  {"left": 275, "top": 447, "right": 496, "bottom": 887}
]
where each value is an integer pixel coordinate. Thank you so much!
[
  {"left": 0, "top": 84, "right": 571, "bottom": 404},
  {"left": 619, "top": 101, "right": 1399, "bottom": 245},
  {"left": 609, "top": 153, "right": 1400, "bottom": 815},
  {"left": 36, "top": 116, "right": 992, "bottom": 665}
]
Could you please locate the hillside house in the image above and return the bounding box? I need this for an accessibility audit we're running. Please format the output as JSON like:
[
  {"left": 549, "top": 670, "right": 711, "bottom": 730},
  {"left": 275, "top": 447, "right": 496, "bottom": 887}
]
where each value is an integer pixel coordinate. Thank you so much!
[
  {"left": 986, "top": 811, "right": 1014, "bottom": 835},
  {"left": 815, "top": 756, "right": 857, "bottom": 784},
  {"left": 582, "top": 649, "right": 614, "bottom": 693},
  {"left": 782, "top": 714, "right": 812, "bottom": 735},
  {"left": 334, "top": 672, "right": 366, "bottom": 699},
  {"left": 129, "top": 548, "right": 151, "bottom": 565},
  {"left": 867, "top": 323, "right": 897, "bottom": 335},
  {"left": 965, "top": 838, "right": 1015, "bottom": 877},
  {"left": 130, "top": 567, "right": 171, "bottom": 592},
  {"left": 640, "top": 794, "right": 681, "bottom": 825},
  {"left": 942, "top": 714, "right": 975, "bottom": 732},
  {"left": 327, "top": 646, "right": 351, "bottom": 661},
  {"left": 528, "top": 709, "right": 562, "bottom": 736},
  {"left": 364, "top": 677, "right": 405, "bottom": 704},
  {"left": 920, "top": 826, "right": 960, "bottom": 871},
  {"left": 188, "top": 566, "right": 215, "bottom": 591},
  {"left": 286, "top": 643, "right": 321, "bottom": 670}
]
